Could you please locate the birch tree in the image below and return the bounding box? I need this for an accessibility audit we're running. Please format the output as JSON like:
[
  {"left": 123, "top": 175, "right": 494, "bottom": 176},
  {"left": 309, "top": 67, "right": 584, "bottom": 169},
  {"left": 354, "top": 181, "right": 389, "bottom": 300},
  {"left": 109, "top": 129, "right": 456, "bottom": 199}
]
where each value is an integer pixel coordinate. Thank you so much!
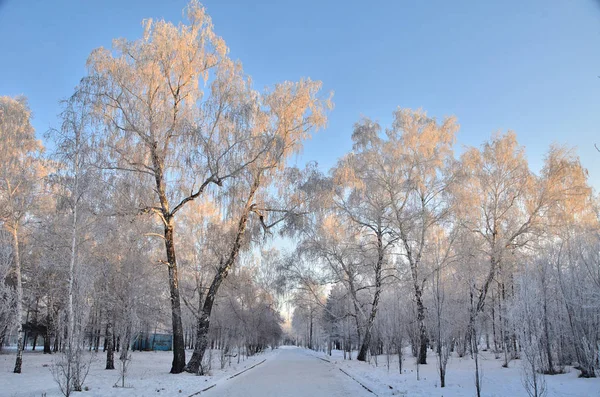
[
  {"left": 331, "top": 119, "right": 397, "bottom": 362},
  {"left": 454, "top": 132, "right": 539, "bottom": 351},
  {"left": 0, "top": 230, "right": 16, "bottom": 352},
  {"left": 0, "top": 96, "right": 46, "bottom": 373},
  {"left": 384, "top": 108, "right": 457, "bottom": 365},
  {"left": 184, "top": 86, "right": 329, "bottom": 372},
  {"left": 86, "top": 0, "right": 253, "bottom": 373},
  {"left": 49, "top": 91, "right": 100, "bottom": 393},
  {"left": 299, "top": 209, "right": 369, "bottom": 350}
]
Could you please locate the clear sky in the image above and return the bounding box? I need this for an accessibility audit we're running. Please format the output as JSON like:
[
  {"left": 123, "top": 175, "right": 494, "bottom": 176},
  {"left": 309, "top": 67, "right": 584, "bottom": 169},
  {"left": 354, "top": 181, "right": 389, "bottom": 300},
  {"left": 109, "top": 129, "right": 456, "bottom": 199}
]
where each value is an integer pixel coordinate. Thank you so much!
[{"left": 1, "top": 0, "right": 599, "bottom": 187}]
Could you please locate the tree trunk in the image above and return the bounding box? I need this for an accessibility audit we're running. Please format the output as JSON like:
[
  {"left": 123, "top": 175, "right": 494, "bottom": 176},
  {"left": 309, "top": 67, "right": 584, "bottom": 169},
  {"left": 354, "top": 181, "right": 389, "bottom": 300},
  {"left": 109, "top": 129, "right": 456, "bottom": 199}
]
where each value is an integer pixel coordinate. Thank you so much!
[
  {"left": 94, "top": 327, "right": 100, "bottom": 352},
  {"left": 185, "top": 267, "right": 223, "bottom": 374},
  {"left": 12, "top": 227, "right": 24, "bottom": 374},
  {"left": 105, "top": 321, "right": 114, "bottom": 370},
  {"left": 164, "top": 218, "right": 186, "bottom": 373},
  {"left": 152, "top": 145, "right": 186, "bottom": 374},
  {"left": 346, "top": 278, "right": 362, "bottom": 344},
  {"left": 473, "top": 326, "right": 481, "bottom": 397},
  {"left": 415, "top": 286, "right": 428, "bottom": 365},
  {"left": 404, "top": 227, "right": 428, "bottom": 365},
  {"left": 357, "top": 231, "right": 384, "bottom": 362},
  {"left": 120, "top": 324, "right": 131, "bottom": 361},
  {"left": 491, "top": 289, "right": 498, "bottom": 352},
  {"left": 435, "top": 271, "right": 445, "bottom": 387},
  {"left": 542, "top": 277, "right": 554, "bottom": 374},
  {"left": 67, "top": 165, "right": 78, "bottom": 373},
  {"left": 397, "top": 342, "right": 403, "bottom": 374},
  {"left": 309, "top": 311, "right": 313, "bottom": 350},
  {"left": 439, "top": 361, "right": 446, "bottom": 387},
  {"left": 43, "top": 328, "right": 52, "bottom": 354},
  {"left": 185, "top": 178, "right": 259, "bottom": 373},
  {"left": 0, "top": 325, "right": 7, "bottom": 352}
]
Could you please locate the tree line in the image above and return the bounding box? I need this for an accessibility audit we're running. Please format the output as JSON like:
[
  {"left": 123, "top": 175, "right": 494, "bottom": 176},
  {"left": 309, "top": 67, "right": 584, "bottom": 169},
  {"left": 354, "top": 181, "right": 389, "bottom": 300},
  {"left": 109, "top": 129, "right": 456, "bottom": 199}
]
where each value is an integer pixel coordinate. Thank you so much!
[{"left": 288, "top": 110, "right": 598, "bottom": 396}]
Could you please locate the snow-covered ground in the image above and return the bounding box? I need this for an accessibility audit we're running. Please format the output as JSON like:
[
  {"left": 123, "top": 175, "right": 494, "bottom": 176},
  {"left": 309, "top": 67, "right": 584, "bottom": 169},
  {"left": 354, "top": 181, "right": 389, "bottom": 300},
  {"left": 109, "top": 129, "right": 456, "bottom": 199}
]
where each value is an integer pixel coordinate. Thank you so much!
[
  {"left": 2, "top": 346, "right": 600, "bottom": 397},
  {"left": 0, "top": 348, "right": 274, "bottom": 397},
  {"left": 306, "top": 348, "right": 600, "bottom": 397}
]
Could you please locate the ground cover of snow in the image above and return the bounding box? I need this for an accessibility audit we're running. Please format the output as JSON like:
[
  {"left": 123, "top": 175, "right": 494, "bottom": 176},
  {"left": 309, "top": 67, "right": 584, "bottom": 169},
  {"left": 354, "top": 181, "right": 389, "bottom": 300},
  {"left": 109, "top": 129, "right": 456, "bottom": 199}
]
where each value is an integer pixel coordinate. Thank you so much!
[
  {"left": 3, "top": 346, "right": 600, "bottom": 397},
  {"left": 0, "top": 347, "right": 273, "bottom": 397},
  {"left": 306, "top": 348, "right": 600, "bottom": 397}
]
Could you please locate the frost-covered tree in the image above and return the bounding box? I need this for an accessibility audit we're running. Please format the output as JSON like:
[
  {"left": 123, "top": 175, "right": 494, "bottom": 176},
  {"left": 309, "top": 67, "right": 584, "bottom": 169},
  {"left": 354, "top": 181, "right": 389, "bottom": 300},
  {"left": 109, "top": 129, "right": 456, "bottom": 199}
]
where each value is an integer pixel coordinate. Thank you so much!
[
  {"left": 85, "top": 1, "right": 237, "bottom": 373},
  {"left": 331, "top": 120, "right": 397, "bottom": 362},
  {"left": 0, "top": 96, "right": 47, "bottom": 373},
  {"left": 0, "top": 230, "right": 16, "bottom": 352},
  {"left": 382, "top": 109, "right": 457, "bottom": 365},
  {"left": 86, "top": 0, "right": 329, "bottom": 373},
  {"left": 453, "top": 132, "right": 550, "bottom": 372}
]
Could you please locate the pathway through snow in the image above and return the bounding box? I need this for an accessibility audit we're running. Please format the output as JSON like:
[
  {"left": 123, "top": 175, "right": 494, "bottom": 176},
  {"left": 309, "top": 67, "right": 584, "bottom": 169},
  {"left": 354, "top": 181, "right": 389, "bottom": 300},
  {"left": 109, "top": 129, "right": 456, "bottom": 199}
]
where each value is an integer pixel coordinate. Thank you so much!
[{"left": 208, "top": 346, "right": 372, "bottom": 397}]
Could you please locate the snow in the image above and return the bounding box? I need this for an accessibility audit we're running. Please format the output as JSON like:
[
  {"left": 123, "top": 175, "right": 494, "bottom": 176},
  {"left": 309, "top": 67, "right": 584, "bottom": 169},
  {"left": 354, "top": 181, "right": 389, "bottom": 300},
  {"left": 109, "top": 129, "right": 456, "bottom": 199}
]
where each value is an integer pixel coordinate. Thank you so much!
[
  {"left": 306, "top": 348, "right": 600, "bottom": 397},
  {"left": 2, "top": 346, "right": 599, "bottom": 397},
  {"left": 0, "top": 348, "right": 274, "bottom": 397}
]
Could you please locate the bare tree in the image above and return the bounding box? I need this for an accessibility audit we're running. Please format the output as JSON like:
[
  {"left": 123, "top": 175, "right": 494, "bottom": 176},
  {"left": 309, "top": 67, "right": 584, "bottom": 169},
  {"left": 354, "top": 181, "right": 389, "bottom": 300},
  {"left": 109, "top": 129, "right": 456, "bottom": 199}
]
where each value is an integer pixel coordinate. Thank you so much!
[
  {"left": 185, "top": 95, "right": 330, "bottom": 372},
  {"left": 383, "top": 109, "right": 458, "bottom": 365},
  {"left": 0, "top": 230, "right": 16, "bottom": 351},
  {"left": 48, "top": 89, "right": 98, "bottom": 393},
  {"left": 86, "top": 0, "right": 252, "bottom": 373},
  {"left": 0, "top": 96, "right": 47, "bottom": 373}
]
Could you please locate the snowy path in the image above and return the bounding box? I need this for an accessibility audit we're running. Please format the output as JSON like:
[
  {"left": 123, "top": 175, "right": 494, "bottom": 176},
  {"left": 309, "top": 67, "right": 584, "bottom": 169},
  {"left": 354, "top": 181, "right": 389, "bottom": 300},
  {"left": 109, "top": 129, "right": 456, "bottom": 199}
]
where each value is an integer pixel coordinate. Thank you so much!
[{"left": 208, "top": 347, "right": 373, "bottom": 397}]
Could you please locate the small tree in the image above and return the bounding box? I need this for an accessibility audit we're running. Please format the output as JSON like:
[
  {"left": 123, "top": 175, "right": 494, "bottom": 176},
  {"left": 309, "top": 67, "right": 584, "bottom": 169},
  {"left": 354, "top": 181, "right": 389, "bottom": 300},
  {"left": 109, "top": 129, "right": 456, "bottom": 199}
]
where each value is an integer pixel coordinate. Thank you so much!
[
  {"left": 48, "top": 88, "right": 97, "bottom": 394},
  {"left": 514, "top": 265, "right": 547, "bottom": 397},
  {"left": 0, "top": 231, "right": 16, "bottom": 352}
]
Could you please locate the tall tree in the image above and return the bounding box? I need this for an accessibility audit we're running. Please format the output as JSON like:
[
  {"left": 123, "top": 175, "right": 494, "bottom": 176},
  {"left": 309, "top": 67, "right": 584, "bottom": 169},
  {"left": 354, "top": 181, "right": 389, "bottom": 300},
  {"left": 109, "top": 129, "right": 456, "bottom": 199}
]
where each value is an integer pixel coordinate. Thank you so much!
[
  {"left": 86, "top": 1, "right": 253, "bottom": 373},
  {"left": 0, "top": 96, "right": 46, "bottom": 373},
  {"left": 384, "top": 109, "right": 457, "bottom": 364},
  {"left": 331, "top": 119, "right": 398, "bottom": 362},
  {"left": 49, "top": 91, "right": 98, "bottom": 392},
  {"left": 454, "top": 132, "right": 537, "bottom": 339},
  {"left": 185, "top": 84, "right": 329, "bottom": 372}
]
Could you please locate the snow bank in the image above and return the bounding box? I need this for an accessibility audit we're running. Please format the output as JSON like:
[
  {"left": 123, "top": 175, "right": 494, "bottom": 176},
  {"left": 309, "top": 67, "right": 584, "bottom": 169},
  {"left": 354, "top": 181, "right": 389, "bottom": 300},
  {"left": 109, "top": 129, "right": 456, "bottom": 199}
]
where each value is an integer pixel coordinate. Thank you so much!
[
  {"left": 0, "top": 348, "right": 277, "bottom": 397},
  {"left": 305, "top": 348, "right": 600, "bottom": 397}
]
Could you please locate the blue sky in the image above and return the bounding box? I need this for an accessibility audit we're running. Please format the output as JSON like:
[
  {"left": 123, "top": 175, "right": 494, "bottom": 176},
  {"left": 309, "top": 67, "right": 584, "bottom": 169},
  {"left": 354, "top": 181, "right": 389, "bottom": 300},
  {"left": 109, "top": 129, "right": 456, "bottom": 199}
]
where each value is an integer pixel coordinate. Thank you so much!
[{"left": 1, "top": 0, "right": 599, "bottom": 187}]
